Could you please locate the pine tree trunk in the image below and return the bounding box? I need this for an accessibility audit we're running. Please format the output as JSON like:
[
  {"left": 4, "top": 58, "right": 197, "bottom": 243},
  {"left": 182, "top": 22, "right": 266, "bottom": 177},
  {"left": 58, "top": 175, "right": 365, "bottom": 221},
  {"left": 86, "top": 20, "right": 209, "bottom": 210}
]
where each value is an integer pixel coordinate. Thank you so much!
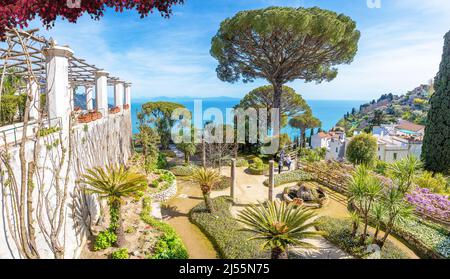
[{"left": 272, "top": 82, "right": 283, "bottom": 155}]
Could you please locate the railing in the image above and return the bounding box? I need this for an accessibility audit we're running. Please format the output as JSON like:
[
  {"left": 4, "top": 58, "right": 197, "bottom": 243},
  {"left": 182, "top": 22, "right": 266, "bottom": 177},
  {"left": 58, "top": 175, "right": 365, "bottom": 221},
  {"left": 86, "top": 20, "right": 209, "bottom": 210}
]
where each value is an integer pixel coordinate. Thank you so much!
[{"left": 0, "top": 117, "right": 62, "bottom": 147}]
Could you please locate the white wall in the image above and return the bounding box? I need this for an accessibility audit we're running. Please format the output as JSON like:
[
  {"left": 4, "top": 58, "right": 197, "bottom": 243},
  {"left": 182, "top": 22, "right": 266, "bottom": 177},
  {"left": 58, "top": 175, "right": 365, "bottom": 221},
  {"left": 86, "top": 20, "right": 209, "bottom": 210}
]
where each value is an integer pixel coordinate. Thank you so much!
[{"left": 0, "top": 111, "right": 132, "bottom": 259}]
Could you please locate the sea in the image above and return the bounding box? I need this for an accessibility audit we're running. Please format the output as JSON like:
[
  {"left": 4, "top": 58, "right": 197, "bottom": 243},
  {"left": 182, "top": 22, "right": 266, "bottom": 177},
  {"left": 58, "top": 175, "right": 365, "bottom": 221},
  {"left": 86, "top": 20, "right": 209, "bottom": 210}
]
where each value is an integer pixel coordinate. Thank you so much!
[{"left": 130, "top": 98, "right": 365, "bottom": 140}]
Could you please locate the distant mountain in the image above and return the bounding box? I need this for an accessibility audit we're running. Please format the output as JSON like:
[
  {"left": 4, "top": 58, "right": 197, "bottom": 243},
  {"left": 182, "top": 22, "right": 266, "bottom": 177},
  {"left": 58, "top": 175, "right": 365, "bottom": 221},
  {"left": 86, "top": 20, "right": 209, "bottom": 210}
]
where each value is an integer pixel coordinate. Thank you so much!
[{"left": 336, "top": 83, "right": 433, "bottom": 135}]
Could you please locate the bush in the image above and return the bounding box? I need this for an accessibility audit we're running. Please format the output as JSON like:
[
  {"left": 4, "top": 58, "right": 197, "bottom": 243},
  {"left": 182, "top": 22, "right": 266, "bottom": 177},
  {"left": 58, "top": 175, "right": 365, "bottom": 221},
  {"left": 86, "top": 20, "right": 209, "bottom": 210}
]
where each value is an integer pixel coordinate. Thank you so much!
[
  {"left": 373, "top": 160, "right": 388, "bottom": 175},
  {"left": 111, "top": 248, "right": 129, "bottom": 259},
  {"left": 170, "top": 165, "right": 197, "bottom": 176},
  {"left": 213, "top": 176, "right": 232, "bottom": 191},
  {"left": 156, "top": 153, "right": 168, "bottom": 169},
  {"left": 140, "top": 197, "right": 188, "bottom": 259},
  {"left": 94, "top": 230, "right": 117, "bottom": 251},
  {"left": 263, "top": 169, "right": 312, "bottom": 187},
  {"left": 415, "top": 171, "right": 449, "bottom": 195},
  {"left": 346, "top": 133, "right": 378, "bottom": 166},
  {"left": 151, "top": 169, "right": 176, "bottom": 191},
  {"left": 189, "top": 196, "right": 270, "bottom": 259},
  {"left": 247, "top": 158, "right": 268, "bottom": 175},
  {"left": 161, "top": 150, "right": 177, "bottom": 158},
  {"left": 315, "top": 216, "right": 409, "bottom": 259},
  {"left": 224, "top": 158, "right": 249, "bottom": 168}
]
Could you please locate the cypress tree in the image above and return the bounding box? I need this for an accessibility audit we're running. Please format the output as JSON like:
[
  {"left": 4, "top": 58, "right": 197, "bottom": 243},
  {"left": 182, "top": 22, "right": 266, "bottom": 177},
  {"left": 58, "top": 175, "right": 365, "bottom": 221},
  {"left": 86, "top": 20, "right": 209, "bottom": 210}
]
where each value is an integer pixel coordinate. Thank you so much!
[{"left": 422, "top": 31, "right": 450, "bottom": 174}]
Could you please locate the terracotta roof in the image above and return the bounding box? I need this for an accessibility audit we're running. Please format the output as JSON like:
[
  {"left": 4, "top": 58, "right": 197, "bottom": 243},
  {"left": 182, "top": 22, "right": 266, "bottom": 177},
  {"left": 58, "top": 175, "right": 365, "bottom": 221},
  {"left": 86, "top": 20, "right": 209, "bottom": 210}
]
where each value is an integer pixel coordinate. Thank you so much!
[
  {"left": 397, "top": 120, "right": 425, "bottom": 132},
  {"left": 317, "top": 132, "right": 330, "bottom": 139}
]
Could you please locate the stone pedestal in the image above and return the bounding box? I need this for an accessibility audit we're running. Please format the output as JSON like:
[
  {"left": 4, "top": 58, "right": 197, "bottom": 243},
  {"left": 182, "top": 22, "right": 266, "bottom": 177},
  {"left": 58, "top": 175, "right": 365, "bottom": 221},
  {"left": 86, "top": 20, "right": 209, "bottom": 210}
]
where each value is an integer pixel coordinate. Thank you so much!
[
  {"left": 269, "top": 160, "right": 275, "bottom": 202},
  {"left": 231, "top": 158, "right": 236, "bottom": 203}
]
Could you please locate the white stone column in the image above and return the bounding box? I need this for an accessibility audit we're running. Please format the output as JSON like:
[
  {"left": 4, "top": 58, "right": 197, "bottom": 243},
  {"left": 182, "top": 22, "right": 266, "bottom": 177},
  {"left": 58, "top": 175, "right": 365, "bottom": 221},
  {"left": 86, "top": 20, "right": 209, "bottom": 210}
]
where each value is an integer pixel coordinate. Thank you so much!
[
  {"left": 68, "top": 83, "right": 75, "bottom": 110},
  {"left": 44, "top": 45, "right": 74, "bottom": 131},
  {"left": 85, "top": 85, "right": 94, "bottom": 111},
  {"left": 95, "top": 70, "right": 109, "bottom": 115},
  {"left": 114, "top": 81, "right": 124, "bottom": 109},
  {"left": 124, "top": 83, "right": 131, "bottom": 106},
  {"left": 231, "top": 158, "right": 236, "bottom": 204},
  {"left": 27, "top": 78, "right": 40, "bottom": 120}
]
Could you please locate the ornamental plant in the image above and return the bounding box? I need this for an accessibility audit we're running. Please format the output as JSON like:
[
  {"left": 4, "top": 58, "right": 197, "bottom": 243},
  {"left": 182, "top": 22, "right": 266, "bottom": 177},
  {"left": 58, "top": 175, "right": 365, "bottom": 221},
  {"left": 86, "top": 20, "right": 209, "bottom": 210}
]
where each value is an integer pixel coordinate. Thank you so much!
[{"left": 406, "top": 188, "right": 450, "bottom": 221}]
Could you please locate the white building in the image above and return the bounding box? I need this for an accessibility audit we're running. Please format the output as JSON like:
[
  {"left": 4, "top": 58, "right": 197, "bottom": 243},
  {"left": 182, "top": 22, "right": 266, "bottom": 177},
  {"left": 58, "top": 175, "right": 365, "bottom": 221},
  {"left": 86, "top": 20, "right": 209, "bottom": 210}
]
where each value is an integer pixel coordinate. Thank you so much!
[{"left": 311, "top": 132, "right": 331, "bottom": 149}]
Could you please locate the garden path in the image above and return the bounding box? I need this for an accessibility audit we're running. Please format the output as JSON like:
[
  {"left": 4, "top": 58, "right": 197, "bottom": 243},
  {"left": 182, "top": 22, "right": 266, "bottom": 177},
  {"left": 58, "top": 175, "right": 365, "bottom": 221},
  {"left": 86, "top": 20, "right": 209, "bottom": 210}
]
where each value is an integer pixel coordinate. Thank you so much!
[{"left": 161, "top": 178, "right": 218, "bottom": 259}]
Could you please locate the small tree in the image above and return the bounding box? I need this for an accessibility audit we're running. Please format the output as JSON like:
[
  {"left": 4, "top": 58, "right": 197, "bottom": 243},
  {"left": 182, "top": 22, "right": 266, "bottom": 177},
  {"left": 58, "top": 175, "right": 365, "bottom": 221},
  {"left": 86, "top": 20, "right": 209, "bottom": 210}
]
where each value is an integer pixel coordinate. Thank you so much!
[
  {"left": 237, "top": 201, "right": 323, "bottom": 259},
  {"left": 81, "top": 165, "right": 147, "bottom": 247},
  {"left": 289, "top": 112, "right": 321, "bottom": 148},
  {"left": 422, "top": 30, "right": 450, "bottom": 174},
  {"left": 346, "top": 133, "right": 377, "bottom": 166},
  {"left": 190, "top": 168, "right": 221, "bottom": 213},
  {"left": 387, "top": 155, "right": 421, "bottom": 194},
  {"left": 177, "top": 142, "right": 196, "bottom": 164},
  {"left": 211, "top": 7, "right": 360, "bottom": 147}
]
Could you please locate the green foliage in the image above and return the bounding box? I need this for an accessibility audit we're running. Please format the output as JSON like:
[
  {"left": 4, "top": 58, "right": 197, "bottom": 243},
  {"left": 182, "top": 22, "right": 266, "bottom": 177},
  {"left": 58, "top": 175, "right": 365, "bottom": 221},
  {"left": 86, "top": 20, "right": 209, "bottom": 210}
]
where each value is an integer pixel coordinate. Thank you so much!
[
  {"left": 211, "top": 6, "right": 360, "bottom": 84},
  {"left": 298, "top": 148, "right": 326, "bottom": 163},
  {"left": 247, "top": 157, "right": 268, "bottom": 175},
  {"left": 423, "top": 31, "right": 450, "bottom": 174},
  {"left": 189, "top": 196, "right": 269, "bottom": 259},
  {"left": 289, "top": 112, "right": 322, "bottom": 147},
  {"left": 38, "top": 126, "right": 61, "bottom": 137},
  {"left": 176, "top": 142, "right": 197, "bottom": 164},
  {"left": 315, "top": 217, "right": 409, "bottom": 259},
  {"left": 213, "top": 175, "right": 232, "bottom": 191},
  {"left": 237, "top": 201, "right": 323, "bottom": 258},
  {"left": 140, "top": 197, "right": 189, "bottom": 259},
  {"left": 152, "top": 169, "right": 176, "bottom": 191},
  {"left": 156, "top": 153, "right": 168, "bottom": 169},
  {"left": 94, "top": 230, "right": 117, "bottom": 251},
  {"left": 346, "top": 133, "right": 378, "bottom": 166},
  {"left": 111, "top": 248, "right": 129, "bottom": 259},
  {"left": 224, "top": 158, "right": 249, "bottom": 168},
  {"left": 141, "top": 101, "right": 185, "bottom": 150},
  {"left": 169, "top": 164, "right": 197, "bottom": 176},
  {"left": 373, "top": 160, "right": 388, "bottom": 175},
  {"left": 263, "top": 169, "right": 312, "bottom": 187},
  {"left": 415, "top": 171, "right": 449, "bottom": 194},
  {"left": 135, "top": 125, "right": 160, "bottom": 170}
]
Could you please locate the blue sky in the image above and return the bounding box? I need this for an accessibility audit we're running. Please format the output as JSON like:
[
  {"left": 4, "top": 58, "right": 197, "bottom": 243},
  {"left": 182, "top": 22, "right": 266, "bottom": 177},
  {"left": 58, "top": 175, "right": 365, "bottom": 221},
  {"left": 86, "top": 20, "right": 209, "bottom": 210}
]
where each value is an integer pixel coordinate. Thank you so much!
[{"left": 33, "top": 0, "right": 450, "bottom": 101}]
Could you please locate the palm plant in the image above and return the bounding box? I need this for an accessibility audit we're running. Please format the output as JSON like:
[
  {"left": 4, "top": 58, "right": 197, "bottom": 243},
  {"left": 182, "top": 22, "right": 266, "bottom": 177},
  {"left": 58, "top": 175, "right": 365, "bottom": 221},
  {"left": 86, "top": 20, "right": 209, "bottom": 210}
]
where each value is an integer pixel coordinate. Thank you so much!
[
  {"left": 387, "top": 155, "right": 421, "bottom": 193},
  {"left": 190, "top": 168, "right": 221, "bottom": 213},
  {"left": 80, "top": 165, "right": 147, "bottom": 247},
  {"left": 371, "top": 202, "right": 386, "bottom": 241},
  {"left": 379, "top": 187, "right": 413, "bottom": 248},
  {"left": 348, "top": 165, "right": 383, "bottom": 244},
  {"left": 237, "top": 201, "right": 323, "bottom": 259},
  {"left": 349, "top": 211, "right": 361, "bottom": 237}
]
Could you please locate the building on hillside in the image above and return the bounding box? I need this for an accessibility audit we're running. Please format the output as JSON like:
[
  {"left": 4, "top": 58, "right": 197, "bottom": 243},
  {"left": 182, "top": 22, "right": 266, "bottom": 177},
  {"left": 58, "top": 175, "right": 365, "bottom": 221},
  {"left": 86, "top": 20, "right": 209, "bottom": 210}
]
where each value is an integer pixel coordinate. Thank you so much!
[
  {"left": 396, "top": 120, "right": 425, "bottom": 137},
  {"left": 310, "top": 132, "right": 331, "bottom": 149},
  {"left": 373, "top": 135, "right": 423, "bottom": 162}
]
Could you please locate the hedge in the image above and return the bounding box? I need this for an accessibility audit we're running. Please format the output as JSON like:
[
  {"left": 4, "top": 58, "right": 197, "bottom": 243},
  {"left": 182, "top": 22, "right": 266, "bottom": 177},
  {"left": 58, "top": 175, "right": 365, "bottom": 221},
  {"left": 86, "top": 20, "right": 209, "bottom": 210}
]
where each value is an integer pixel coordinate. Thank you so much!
[
  {"left": 189, "top": 196, "right": 270, "bottom": 259},
  {"left": 263, "top": 169, "right": 312, "bottom": 187},
  {"left": 315, "top": 216, "right": 410, "bottom": 259},
  {"left": 224, "top": 158, "right": 249, "bottom": 168},
  {"left": 140, "top": 197, "right": 188, "bottom": 259},
  {"left": 169, "top": 165, "right": 197, "bottom": 176},
  {"left": 213, "top": 176, "right": 231, "bottom": 191}
]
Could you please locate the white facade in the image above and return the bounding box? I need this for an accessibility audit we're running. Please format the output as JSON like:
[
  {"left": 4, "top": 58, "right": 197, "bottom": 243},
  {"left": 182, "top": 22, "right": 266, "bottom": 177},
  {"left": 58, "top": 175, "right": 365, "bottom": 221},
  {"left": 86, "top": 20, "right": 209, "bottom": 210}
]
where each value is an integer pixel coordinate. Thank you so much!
[{"left": 311, "top": 133, "right": 330, "bottom": 149}]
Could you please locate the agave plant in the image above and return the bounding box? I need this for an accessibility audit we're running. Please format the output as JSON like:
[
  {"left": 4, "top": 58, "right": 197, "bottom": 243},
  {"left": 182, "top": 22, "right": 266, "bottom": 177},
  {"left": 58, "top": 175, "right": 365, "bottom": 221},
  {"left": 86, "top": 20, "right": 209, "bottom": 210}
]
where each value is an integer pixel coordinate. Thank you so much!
[
  {"left": 80, "top": 165, "right": 147, "bottom": 247},
  {"left": 237, "top": 201, "right": 323, "bottom": 259},
  {"left": 190, "top": 168, "right": 221, "bottom": 213}
]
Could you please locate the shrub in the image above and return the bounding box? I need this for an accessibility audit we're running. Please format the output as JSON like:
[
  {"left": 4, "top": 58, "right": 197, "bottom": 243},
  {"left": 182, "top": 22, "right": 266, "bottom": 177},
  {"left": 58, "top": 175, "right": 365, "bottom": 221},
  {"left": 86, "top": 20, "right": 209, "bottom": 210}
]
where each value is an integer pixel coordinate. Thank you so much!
[
  {"left": 247, "top": 158, "right": 268, "bottom": 175},
  {"left": 161, "top": 150, "right": 177, "bottom": 158},
  {"left": 213, "top": 176, "right": 232, "bottom": 191},
  {"left": 374, "top": 160, "right": 388, "bottom": 175},
  {"left": 415, "top": 171, "right": 449, "bottom": 195},
  {"left": 189, "top": 196, "right": 270, "bottom": 259},
  {"left": 224, "top": 158, "right": 249, "bottom": 168},
  {"left": 140, "top": 197, "right": 188, "bottom": 259},
  {"left": 111, "top": 248, "right": 129, "bottom": 259},
  {"left": 346, "top": 133, "right": 378, "bottom": 166},
  {"left": 263, "top": 169, "right": 312, "bottom": 187},
  {"left": 156, "top": 153, "right": 168, "bottom": 169},
  {"left": 151, "top": 169, "right": 176, "bottom": 191},
  {"left": 94, "top": 230, "right": 117, "bottom": 251},
  {"left": 315, "top": 216, "right": 409, "bottom": 259},
  {"left": 170, "top": 165, "right": 197, "bottom": 176}
]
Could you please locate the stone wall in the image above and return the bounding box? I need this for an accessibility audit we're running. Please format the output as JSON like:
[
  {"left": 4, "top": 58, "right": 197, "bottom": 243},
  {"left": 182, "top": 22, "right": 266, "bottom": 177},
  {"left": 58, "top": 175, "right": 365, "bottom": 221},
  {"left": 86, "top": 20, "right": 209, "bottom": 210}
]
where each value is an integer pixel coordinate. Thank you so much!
[{"left": 0, "top": 110, "right": 132, "bottom": 259}]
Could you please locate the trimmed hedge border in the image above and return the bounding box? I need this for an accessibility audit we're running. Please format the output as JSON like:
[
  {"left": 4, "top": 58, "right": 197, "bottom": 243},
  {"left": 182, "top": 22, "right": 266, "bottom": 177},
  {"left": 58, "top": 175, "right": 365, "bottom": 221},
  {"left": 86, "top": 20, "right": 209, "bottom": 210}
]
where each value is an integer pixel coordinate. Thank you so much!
[
  {"left": 315, "top": 216, "right": 410, "bottom": 259},
  {"left": 263, "top": 169, "right": 312, "bottom": 187},
  {"left": 140, "top": 197, "right": 189, "bottom": 259},
  {"left": 189, "top": 196, "right": 270, "bottom": 259}
]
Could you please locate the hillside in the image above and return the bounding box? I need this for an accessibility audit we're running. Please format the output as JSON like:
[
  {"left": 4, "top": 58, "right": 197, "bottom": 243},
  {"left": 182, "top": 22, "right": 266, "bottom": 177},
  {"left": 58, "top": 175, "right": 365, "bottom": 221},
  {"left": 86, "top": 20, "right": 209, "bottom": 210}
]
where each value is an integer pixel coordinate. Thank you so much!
[{"left": 336, "top": 83, "right": 433, "bottom": 136}]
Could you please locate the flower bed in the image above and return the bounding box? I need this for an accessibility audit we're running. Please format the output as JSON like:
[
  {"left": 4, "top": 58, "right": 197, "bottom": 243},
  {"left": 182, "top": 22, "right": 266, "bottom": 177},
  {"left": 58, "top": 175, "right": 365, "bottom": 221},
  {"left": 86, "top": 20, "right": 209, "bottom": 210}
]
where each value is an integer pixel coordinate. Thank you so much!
[
  {"left": 406, "top": 188, "right": 450, "bottom": 223},
  {"left": 263, "top": 169, "right": 312, "bottom": 187},
  {"left": 315, "top": 216, "right": 409, "bottom": 259},
  {"left": 149, "top": 170, "right": 177, "bottom": 202},
  {"left": 189, "top": 196, "right": 269, "bottom": 259}
]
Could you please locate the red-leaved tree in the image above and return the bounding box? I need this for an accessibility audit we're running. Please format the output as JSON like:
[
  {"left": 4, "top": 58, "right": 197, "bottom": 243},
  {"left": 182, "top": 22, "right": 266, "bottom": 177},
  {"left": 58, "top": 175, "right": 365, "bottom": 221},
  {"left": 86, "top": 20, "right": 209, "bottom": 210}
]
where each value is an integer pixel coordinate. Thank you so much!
[{"left": 0, "top": 0, "right": 184, "bottom": 38}]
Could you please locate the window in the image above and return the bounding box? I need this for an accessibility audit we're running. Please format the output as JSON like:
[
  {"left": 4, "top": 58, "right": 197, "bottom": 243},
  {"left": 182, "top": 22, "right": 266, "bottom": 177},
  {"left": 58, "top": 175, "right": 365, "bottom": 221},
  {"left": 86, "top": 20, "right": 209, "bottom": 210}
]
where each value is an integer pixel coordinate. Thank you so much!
[
  {"left": 393, "top": 153, "right": 398, "bottom": 161},
  {"left": 336, "top": 148, "right": 338, "bottom": 153}
]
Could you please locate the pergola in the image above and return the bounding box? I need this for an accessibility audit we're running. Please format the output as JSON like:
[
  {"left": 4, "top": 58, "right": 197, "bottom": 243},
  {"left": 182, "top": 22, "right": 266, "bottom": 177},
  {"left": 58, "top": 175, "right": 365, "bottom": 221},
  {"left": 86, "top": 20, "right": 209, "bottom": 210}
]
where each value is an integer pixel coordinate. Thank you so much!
[{"left": 0, "top": 28, "right": 132, "bottom": 131}]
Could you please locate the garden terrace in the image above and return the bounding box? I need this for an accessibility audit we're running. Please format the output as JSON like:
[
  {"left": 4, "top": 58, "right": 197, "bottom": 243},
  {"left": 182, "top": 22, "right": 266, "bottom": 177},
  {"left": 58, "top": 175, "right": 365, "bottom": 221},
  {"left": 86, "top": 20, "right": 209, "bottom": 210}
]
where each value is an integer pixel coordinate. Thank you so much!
[{"left": 0, "top": 28, "right": 132, "bottom": 146}]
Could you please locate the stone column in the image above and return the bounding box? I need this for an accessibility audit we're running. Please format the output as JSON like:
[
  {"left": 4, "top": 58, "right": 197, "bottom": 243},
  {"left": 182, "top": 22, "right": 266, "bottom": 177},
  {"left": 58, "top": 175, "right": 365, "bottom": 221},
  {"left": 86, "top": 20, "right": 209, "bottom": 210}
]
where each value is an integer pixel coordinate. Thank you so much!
[
  {"left": 95, "top": 70, "right": 109, "bottom": 115},
  {"left": 231, "top": 158, "right": 236, "bottom": 203},
  {"left": 269, "top": 160, "right": 275, "bottom": 202},
  {"left": 44, "top": 45, "right": 74, "bottom": 132},
  {"left": 124, "top": 83, "right": 131, "bottom": 106},
  {"left": 68, "top": 82, "right": 75, "bottom": 111},
  {"left": 114, "top": 80, "right": 124, "bottom": 109},
  {"left": 85, "top": 85, "right": 94, "bottom": 111},
  {"left": 27, "top": 78, "right": 40, "bottom": 120}
]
